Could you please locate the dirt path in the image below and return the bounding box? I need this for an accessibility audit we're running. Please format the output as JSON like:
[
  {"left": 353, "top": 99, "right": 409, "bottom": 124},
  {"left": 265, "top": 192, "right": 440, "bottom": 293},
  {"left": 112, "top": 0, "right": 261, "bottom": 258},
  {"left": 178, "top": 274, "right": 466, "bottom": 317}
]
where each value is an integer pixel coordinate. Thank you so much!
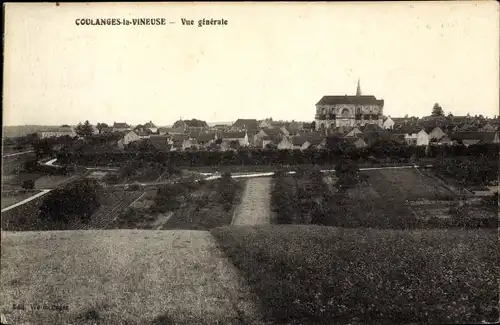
[
  {"left": 232, "top": 177, "right": 272, "bottom": 225},
  {"left": 0, "top": 230, "right": 263, "bottom": 325}
]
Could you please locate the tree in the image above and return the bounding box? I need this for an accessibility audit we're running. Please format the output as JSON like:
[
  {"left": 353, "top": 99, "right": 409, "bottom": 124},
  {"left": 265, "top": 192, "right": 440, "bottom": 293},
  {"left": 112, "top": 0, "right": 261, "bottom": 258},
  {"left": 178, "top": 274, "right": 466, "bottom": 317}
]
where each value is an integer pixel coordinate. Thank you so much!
[
  {"left": 75, "top": 120, "right": 94, "bottom": 137},
  {"left": 325, "top": 136, "right": 347, "bottom": 151},
  {"left": 229, "top": 140, "right": 240, "bottom": 150},
  {"left": 33, "top": 138, "right": 54, "bottom": 158},
  {"left": 24, "top": 159, "right": 39, "bottom": 172},
  {"left": 432, "top": 103, "right": 444, "bottom": 117},
  {"left": 96, "top": 122, "right": 108, "bottom": 134},
  {"left": 335, "top": 159, "right": 360, "bottom": 191}
]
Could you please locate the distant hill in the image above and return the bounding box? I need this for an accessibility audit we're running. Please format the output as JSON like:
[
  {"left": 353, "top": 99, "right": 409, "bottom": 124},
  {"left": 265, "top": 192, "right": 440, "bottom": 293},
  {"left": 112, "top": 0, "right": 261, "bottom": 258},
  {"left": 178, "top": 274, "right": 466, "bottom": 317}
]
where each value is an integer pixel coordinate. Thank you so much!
[
  {"left": 2, "top": 125, "right": 47, "bottom": 138},
  {"left": 207, "top": 121, "right": 234, "bottom": 126},
  {"left": 2, "top": 121, "right": 242, "bottom": 137},
  {"left": 159, "top": 121, "right": 234, "bottom": 128}
]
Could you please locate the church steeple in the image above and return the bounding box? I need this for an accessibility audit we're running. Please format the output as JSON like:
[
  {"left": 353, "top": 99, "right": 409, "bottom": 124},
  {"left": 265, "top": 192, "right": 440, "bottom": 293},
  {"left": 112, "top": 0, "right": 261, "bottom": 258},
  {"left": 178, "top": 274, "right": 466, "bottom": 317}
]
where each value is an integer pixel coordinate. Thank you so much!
[{"left": 356, "top": 78, "right": 362, "bottom": 96}]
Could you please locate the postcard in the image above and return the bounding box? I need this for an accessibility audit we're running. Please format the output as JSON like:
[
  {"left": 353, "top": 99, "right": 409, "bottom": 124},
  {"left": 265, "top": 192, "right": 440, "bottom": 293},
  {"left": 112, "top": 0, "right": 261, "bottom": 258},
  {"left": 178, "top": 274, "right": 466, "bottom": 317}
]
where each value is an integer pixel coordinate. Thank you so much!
[{"left": 2, "top": 2, "right": 499, "bottom": 325}]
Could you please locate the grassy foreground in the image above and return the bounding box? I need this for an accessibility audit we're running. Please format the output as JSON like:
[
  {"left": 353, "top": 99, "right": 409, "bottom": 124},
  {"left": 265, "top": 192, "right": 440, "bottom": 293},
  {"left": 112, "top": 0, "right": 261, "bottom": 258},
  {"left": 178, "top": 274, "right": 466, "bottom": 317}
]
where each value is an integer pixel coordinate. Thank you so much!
[
  {"left": 0, "top": 230, "right": 262, "bottom": 325},
  {"left": 212, "top": 225, "right": 499, "bottom": 325}
]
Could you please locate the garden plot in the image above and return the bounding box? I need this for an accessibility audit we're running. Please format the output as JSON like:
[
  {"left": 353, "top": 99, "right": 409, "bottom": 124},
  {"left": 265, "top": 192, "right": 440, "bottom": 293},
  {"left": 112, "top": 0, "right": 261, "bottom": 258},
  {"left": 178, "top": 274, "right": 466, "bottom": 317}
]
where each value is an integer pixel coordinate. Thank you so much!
[{"left": 360, "top": 169, "right": 455, "bottom": 202}]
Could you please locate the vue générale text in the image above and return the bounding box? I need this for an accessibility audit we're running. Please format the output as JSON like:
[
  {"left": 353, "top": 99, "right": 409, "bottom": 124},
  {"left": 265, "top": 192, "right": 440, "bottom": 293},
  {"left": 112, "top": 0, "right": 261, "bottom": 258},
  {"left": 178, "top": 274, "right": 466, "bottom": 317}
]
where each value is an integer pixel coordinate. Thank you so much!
[{"left": 181, "top": 18, "right": 229, "bottom": 27}]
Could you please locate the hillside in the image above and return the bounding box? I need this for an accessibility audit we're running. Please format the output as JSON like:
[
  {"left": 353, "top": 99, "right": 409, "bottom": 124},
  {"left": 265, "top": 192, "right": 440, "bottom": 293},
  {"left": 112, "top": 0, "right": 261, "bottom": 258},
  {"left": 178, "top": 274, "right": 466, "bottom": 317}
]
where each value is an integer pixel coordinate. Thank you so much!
[{"left": 1, "top": 226, "right": 498, "bottom": 325}]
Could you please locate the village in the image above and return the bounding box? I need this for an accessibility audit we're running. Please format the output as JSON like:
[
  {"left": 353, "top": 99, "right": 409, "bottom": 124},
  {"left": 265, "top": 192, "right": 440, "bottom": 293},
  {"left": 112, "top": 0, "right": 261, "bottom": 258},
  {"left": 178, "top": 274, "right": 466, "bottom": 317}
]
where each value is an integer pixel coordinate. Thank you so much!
[{"left": 24, "top": 111, "right": 500, "bottom": 153}]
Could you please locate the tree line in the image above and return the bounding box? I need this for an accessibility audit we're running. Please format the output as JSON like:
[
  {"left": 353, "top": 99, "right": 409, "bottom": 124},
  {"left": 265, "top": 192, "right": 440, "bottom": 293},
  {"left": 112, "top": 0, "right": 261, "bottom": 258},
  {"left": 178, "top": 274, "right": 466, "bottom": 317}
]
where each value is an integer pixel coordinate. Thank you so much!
[{"left": 55, "top": 142, "right": 499, "bottom": 167}]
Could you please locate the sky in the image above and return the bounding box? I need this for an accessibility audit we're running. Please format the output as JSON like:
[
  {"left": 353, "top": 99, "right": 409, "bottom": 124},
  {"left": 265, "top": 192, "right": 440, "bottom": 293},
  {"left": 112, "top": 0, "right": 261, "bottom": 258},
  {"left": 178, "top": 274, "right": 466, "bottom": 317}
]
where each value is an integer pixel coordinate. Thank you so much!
[{"left": 3, "top": 1, "right": 499, "bottom": 126}]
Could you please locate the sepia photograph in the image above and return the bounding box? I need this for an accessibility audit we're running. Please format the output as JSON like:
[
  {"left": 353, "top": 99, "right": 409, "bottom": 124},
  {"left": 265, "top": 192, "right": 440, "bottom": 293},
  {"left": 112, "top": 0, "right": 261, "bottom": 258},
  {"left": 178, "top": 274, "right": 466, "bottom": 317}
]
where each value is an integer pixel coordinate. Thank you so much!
[{"left": 1, "top": 2, "right": 499, "bottom": 325}]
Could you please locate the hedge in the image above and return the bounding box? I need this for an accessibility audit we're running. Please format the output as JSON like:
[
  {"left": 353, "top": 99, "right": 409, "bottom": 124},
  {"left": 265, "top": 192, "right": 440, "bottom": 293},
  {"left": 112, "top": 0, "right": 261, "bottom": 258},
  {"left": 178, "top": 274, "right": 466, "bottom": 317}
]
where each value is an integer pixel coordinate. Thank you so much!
[{"left": 56, "top": 143, "right": 499, "bottom": 167}]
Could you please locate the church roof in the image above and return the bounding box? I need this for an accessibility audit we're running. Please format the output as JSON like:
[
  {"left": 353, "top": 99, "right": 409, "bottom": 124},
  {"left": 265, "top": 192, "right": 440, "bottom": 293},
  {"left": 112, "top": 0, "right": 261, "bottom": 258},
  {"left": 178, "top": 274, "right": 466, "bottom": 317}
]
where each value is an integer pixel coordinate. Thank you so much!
[{"left": 316, "top": 95, "right": 384, "bottom": 106}]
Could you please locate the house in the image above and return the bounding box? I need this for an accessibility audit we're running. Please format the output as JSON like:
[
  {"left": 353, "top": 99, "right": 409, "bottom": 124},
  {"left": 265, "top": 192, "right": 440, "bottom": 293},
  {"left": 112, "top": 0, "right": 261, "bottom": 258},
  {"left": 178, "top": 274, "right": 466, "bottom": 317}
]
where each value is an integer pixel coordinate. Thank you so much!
[
  {"left": 261, "top": 136, "right": 280, "bottom": 149},
  {"left": 182, "top": 138, "right": 201, "bottom": 151},
  {"left": 400, "top": 128, "right": 429, "bottom": 146},
  {"left": 149, "top": 135, "right": 173, "bottom": 152},
  {"left": 280, "top": 126, "right": 291, "bottom": 137},
  {"left": 479, "top": 122, "right": 496, "bottom": 132},
  {"left": 231, "top": 119, "right": 259, "bottom": 132},
  {"left": 383, "top": 117, "right": 395, "bottom": 130},
  {"left": 288, "top": 133, "right": 325, "bottom": 151},
  {"left": 277, "top": 137, "right": 294, "bottom": 150},
  {"left": 117, "top": 131, "right": 140, "bottom": 149},
  {"left": 451, "top": 132, "right": 500, "bottom": 145},
  {"left": 254, "top": 128, "right": 284, "bottom": 146},
  {"left": 449, "top": 115, "right": 471, "bottom": 124},
  {"left": 143, "top": 121, "right": 158, "bottom": 133},
  {"left": 167, "top": 134, "right": 190, "bottom": 146},
  {"left": 36, "top": 126, "right": 76, "bottom": 139},
  {"left": 390, "top": 134, "right": 406, "bottom": 145},
  {"left": 283, "top": 124, "right": 302, "bottom": 137},
  {"left": 426, "top": 126, "right": 446, "bottom": 141},
  {"left": 344, "top": 127, "right": 363, "bottom": 137},
  {"left": 135, "top": 131, "right": 151, "bottom": 140},
  {"left": 220, "top": 132, "right": 249, "bottom": 147},
  {"left": 258, "top": 118, "right": 273, "bottom": 129},
  {"left": 158, "top": 127, "right": 185, "bottom": 136},
  {"left": 261, "top": 135, "right": 281, "bottom": 149},
  {"left": 436, "top": 135, "right": 453, "bottom": 146},
  {"left": 361, "top": 123, "right": 384, "bottom": 132},
  {"left": 194, "top": 133, "right": 216, "bottom": 148},
  {"left": 112, "top": 122, "right": 131, "bottom": 132},
  {"left": 84, "top": 132, "right": 125, "bottom": 148},
  {"left": 361, "top": 131, "right": 391, "bottom": 147},
  {"left": 343, "top": 136, "right": 368, "bottom": 148}
]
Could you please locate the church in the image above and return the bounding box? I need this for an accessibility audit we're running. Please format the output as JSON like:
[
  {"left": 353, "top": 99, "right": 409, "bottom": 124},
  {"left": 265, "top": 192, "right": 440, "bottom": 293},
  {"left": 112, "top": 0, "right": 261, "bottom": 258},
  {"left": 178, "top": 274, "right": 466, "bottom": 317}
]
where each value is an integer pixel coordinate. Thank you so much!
[{"left": 314, "top": 80, "right": 384, "bottom": 130}]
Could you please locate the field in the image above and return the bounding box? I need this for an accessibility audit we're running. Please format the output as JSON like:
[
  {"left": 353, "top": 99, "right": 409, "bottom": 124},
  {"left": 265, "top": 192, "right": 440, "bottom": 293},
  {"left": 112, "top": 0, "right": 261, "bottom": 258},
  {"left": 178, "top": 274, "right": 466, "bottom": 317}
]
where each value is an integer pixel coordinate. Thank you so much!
[
  {"left": 109, "top": 177, "right": 246, "bottom": 230},
  {"left": 1, "top": 190, "right": 41, "bottom": 209},
  {"left": 352, "top": 168, "right": 457, "bottom": 201},
  {"left": 212, "top": 225, "right": 499, "bottom": 325},
  {"left": 331, "top": 169, "right": 497, "bottom": 228},
  {"left": 272, "top": 167, "right": 496, "bottom": 229},
  {"left": 0, "top": 187, "right": 142, "bottom": 231},
  {"left": 1, "top": 193, "right": 48, "bottom": 231},
  {"left": 1, "top": 152, "right": 37, "bottom": 176},
  {"left": 68, "top": 189, "right": 143, "bottom": 230}
]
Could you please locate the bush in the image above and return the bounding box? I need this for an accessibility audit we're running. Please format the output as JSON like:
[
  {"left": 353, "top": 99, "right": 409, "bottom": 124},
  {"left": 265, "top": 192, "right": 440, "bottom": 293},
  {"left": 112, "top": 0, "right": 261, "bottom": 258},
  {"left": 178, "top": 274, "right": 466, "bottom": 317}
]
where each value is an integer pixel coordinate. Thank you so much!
[
  {"left": 129, "top": 184, "right": 141, "bottom": 191},
  {"left": 218, "top": 174, "right": 236, "bottom": 208},
  {"left": 21, "top": 180, "right": 35, "bottom": 190},
  {"left": 152, "top": 184, "right": 185, "bottom": 213}
]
